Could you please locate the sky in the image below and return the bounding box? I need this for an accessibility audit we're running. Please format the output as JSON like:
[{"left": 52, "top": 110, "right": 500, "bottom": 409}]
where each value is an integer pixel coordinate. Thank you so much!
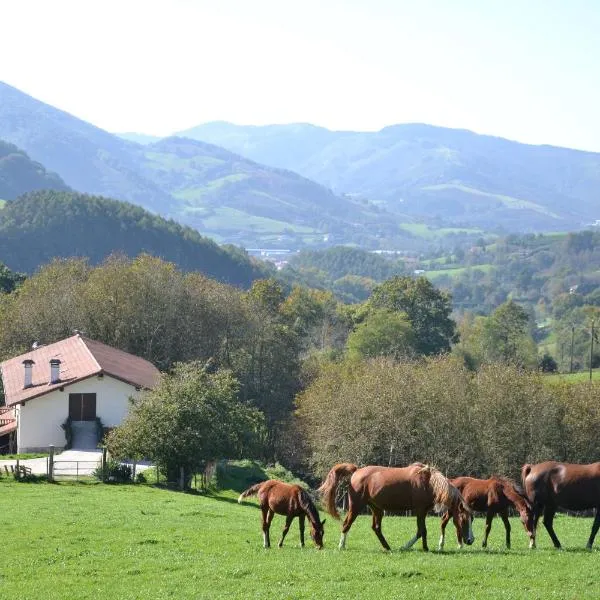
[{"left": 2, "top": 0, "right": 600, "bottom": 151}]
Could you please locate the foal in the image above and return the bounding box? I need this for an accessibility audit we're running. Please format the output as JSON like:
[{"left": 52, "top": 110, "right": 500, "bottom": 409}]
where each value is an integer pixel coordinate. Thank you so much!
[
  {"left": 238, "top": 480, "right": 325, "bottom": 549},
  {"left": 439, "top": 476, "right": 534, "bottom": 550}
]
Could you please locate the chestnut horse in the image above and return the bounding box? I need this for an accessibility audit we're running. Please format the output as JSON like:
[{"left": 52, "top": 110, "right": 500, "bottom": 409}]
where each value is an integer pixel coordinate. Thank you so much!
[
  {"left": 238, "top": 480, "right": 325, "bottom": 549},
  {"left": 439, "top": 476, "right": 534, "bottom": 550},
  {"left": 319, "top": 462, "right": 473, "bottom": 551},
  {"left": 522, "top": 461, "right": 600, "bottom": 549}
]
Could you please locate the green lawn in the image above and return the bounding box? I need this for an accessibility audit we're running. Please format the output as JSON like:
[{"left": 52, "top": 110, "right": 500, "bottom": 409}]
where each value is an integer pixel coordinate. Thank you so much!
[{"left": 2, "top": 478, "right": 599, "bottom": 599}]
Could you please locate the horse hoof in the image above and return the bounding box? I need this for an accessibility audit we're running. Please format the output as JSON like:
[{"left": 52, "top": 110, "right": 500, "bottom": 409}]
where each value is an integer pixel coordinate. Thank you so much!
[{"left": 586, "top": 543, "right": 593, "bottom": 551}]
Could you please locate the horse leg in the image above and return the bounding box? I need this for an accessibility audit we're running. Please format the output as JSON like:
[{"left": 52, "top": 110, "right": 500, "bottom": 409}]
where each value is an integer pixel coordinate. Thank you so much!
[
  {"left": 404, "top": 512, "right": 428, "bottom": 551},
  {"left": 299, "top": 514, "right": 306, "bottom": 548},
  {"left": 278, "top": 515, "right": 294, "bottom": 548},
  {"left": 499, "top": 509, "right": 511, "bottom": 549},
  {"left": 261, "top": 507, "right": 274, "bottom": 548},
  {"left": 370, "top": 506, "right": 391, "bottom": 551},
  {"left": 438, "top": 511, "right": 451, "bottom": 551},
  {"left": 482, "top": 511, "right": 494, "bottom": 548},
  {"left": 529, "top": 503, "right": 543, "bottom": 549},
  {"left": 339, "top": 495, "right": 361, "bottom": 550},
  {"left": 586, "top": 508, "right": 600, "bottom": 550},
  {"left": 543, "top": 505, "right": 561, "bottom": 549},
  {"left": 419, "top": 512, "right": 429, "bottom": 552}
]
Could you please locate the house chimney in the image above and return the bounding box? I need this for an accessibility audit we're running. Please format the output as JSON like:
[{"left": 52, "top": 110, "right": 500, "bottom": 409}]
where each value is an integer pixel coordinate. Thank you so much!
[
  {"left": 50, "top": 358, "right": 61, "bottom": 384},
  {"left": 23, "top": 359, "right": 35, "bottom": 388}
]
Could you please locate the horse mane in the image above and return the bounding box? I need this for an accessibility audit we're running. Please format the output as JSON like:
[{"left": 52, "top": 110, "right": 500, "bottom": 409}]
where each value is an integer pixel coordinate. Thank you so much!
[
  {"left": 492, "top": 475, "right": 532, "bottom": 509},
  {"left": 298, "top": 488, "right": 321, "bottom": 527},
  {"left": 418, "top": 465, "right": 468, "bottom": 514}
]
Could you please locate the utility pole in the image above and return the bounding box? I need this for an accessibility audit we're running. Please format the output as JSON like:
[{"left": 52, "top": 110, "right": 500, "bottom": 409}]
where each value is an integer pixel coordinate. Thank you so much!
[
  {"left": 570, "top": 324, "right": 575, "bottom": 373},
  {"left": 590, "top": 321, "right": 595, "bottom": 382}
]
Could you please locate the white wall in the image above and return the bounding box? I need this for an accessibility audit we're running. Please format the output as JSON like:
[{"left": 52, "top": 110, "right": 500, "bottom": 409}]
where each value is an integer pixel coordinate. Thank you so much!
[{"left": 18, "top": 375, "right": 143, "bottom": 452}]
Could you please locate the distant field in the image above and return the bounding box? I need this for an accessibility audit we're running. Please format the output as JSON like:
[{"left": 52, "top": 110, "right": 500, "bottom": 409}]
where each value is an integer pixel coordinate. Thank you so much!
[
  {"left": 2, "top": 478, "right": 599, "bottom": 599},
  {"left": 399, "top": 223, "right": 485, "bottom": 239},
  {"left": 425, "top": 264, "right": 493, "bottom": 280},
  {"left": 544, "top": 370, "right": 600, "bottom": 384}
]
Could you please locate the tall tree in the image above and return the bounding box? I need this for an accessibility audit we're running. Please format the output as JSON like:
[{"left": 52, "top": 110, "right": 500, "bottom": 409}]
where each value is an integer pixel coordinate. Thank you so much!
[
  {"left": 369, "top": 276, "right": 458, "bottom": 355},
  {"left": 480, "top": 300, "right": 537, "bottom": 368}
]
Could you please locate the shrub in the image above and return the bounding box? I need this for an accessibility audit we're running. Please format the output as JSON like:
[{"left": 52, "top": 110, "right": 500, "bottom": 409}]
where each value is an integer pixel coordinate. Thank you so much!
[{"left": 93, "top": 459, "right": 132, "bottom": 483}]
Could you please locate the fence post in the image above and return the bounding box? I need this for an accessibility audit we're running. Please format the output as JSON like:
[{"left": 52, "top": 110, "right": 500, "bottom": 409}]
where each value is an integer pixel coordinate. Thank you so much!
[
  {"left": 48, "top": 446, "right": 54, "bottom": 483},
  {"left": 132, "top": 460, "right": 137, "bottom": 483},
  {"left": 179, "top": 466, "right": 185, "bottom": 491},
  {"left": 102, "top": 447, "right": 108, "bottom": 483},
  {"left": 15, "top": 457, "right": 20, "bottom": 480}
]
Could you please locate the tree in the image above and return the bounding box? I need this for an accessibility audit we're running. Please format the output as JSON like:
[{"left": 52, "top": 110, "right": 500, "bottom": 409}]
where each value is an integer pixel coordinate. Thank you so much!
[
  {"left": 369, "top": 276, "right": 458, "bottom": 355},
  {"left": 346, "top": 309, "right": 414, "bottom": 360},
  {"left": 480, "top": 300, "right": 537, "bottom": 368},
  {"left": 107, "top": 362, "right": 265, "bottom": 486}
]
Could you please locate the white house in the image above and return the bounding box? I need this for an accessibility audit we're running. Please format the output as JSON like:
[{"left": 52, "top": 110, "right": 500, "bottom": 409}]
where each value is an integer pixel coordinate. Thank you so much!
[{"left": 0, "top": 334, "right": 161, "bottom": 453}]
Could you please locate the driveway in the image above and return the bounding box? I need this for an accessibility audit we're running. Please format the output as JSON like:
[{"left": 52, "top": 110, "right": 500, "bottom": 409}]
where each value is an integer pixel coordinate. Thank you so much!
[{"left": 1, "top": 449, "right": 153, "bottom": 477}]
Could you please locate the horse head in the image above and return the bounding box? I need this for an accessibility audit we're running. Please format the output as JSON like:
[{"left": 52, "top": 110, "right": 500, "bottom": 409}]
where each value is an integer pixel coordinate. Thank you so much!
[
  {"left": 456, "top": 500, "right": 475, "bottom": 546},
  {"left": 310, "top": 519, "right": 326, "bottom": 549}
]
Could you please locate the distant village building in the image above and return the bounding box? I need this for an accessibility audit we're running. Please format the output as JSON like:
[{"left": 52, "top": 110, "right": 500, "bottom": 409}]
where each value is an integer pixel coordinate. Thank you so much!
[{"left": 0, "top": 334, "right": 160, "bottom": 453}]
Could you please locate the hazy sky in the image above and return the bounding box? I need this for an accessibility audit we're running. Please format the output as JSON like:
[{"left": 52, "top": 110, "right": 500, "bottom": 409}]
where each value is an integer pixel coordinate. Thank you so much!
[{"left": 2, "top": 0, "right": 600, "bottom": 150}]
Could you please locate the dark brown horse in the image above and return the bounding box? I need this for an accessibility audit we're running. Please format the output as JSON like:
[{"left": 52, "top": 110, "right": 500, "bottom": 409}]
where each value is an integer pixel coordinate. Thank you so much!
[
  {"left": 439, "top": 476, "right": 534, "bottom": 550},
  {"left": 238, "top": 480, "right": 325, "bottom": 549},
  {"left": 522, "top": 461, "right": 600, "bottom": 549},
  {"left": 319, "top": 462, "right": 472, "bottom": 551}
]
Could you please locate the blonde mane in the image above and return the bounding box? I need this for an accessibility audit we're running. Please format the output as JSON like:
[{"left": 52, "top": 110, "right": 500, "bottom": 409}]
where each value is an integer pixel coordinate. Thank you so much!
[{"left": 418, "top": 465, "right": 466, "bottom": 513}]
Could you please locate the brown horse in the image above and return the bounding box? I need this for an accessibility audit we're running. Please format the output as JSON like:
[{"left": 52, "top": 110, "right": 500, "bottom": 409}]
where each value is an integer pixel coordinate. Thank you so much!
[
  {"left": 318, "top": 462, "right": 472, "bottom": 551},
  {"left": 439, "top": 476, "right": 534, "bottom": 550},
  {"left": 238, "top": 480, "right": 325, "bottom": 549},
  {"left": 522, "top": 461, "right": 600, "bottom": 549}
]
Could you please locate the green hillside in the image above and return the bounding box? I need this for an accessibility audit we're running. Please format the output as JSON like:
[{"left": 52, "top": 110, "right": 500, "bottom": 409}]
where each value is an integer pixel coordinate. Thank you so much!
[
  {"left": 0, "top": 139, "right": 70, "bottom": 198},
  {"left": 180, "top": 121, "right": 600, "bottom": 232},
  {"left": 0, "top": 81, "right": 173, "bottom": 213},
  {"left": 141, "top": 137, "right": 397, "bottom": 246},
  {"left": 0, "top": 83, "right": 407, "bottom": 249},
  {"left": 0, "top": 190, "right": 269, "bottom": 287}
]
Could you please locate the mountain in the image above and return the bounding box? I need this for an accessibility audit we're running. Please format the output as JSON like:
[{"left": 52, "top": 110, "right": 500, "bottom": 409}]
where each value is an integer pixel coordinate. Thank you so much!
[
  {"left": 139, "top": 136, "right": 397, "bottom": 246},
  {"left": 178, "top": 122, "right": 600, "bottom": 232},
  {"left": 0, "top": 190, "right": 270, "bottom": 287},
  {"left": 117, "top": 132, "right": 162, "bottom": 145},
  {"left": 0, "top": 140, "right": 70, "bottom": 199},
  {"left": 0, "top": 82, "right": 173, "bottom": 213},
  {"left": 0, "top": 83, "right": 400, "bottom": 248}
]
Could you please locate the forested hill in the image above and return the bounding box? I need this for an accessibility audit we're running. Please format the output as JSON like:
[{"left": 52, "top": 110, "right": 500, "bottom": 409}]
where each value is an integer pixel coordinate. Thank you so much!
[
  {"left": 180, "top": 121, "right": 600, "bottom": 232},
  {"left": 0, "top": 191, "right": 270, "bottom": 287},
  {"left": 0, "top": 140, "right": 70, "bottom": 199},
  {"left": 0, "top": 81, "right": 173, "bottom": 213}
]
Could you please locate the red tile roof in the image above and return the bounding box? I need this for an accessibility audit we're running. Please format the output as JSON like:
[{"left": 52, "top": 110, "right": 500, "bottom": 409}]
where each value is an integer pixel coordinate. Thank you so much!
[{"left": 0, "top": 335, "right": 161, "bottom": 406}]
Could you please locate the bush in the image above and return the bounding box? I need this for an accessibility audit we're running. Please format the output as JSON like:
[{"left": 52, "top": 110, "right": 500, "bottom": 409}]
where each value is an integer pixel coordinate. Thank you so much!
[
  {"left": 93, "top": 459, "right": 132, "bottom": 483},
  {"left": 539, "top": 353, "right": 558, "bottom": 372}
]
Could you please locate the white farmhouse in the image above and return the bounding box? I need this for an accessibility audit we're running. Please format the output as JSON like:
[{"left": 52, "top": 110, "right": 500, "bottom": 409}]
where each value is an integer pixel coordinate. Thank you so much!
[{"left": 0, "top": 334, "right": 160, "bottom": 453}]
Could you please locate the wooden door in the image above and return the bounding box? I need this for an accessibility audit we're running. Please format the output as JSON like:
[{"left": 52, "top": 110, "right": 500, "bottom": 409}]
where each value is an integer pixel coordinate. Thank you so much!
[{"left": 68, "top": 393, "right": 97, "bottom": 421}]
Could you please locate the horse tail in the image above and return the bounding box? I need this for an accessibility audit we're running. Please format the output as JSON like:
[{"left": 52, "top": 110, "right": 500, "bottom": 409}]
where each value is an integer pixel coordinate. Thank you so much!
[
  {"left": 318, "top": 463, "right": 358, "bottom": 519},
  {"left": 237, "top": 482, "right": 265, "bottom": 503}
]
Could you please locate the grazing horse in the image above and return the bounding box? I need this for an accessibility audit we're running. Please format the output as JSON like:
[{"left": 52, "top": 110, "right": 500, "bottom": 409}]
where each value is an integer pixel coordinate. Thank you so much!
[
  {"left": 238, "top": 480, "right": 325, "bottom": 549},
  {"left": 439, "top": 476, "right": 534, "bottom": 550},
  {"left": 522, "top": 461, "right": 600, "bottom": 549},
  {"left": 318, "top": 462, "right": 473, "bottom": 551}
]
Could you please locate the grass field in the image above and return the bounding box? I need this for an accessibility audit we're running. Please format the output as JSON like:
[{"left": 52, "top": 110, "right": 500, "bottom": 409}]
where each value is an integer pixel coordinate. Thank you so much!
[
  {"left": 544, "top": 370, "right": 600, "bottom": 384},
  {"left": 2, "top": 478, "right": 599, "bottom": 600}
]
